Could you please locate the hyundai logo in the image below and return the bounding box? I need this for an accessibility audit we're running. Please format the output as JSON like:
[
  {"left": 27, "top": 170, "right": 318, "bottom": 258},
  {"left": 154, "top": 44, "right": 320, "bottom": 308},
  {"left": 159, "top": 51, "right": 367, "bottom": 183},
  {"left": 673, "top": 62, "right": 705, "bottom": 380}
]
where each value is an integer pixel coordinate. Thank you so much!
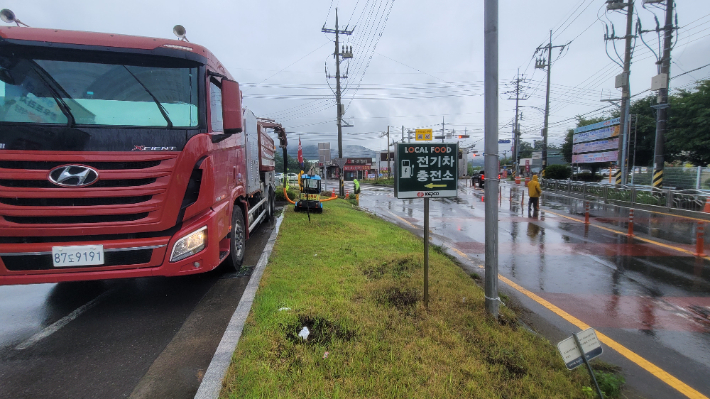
[{"left": 48, "top": 165, "right": 99, "bottom": 187}]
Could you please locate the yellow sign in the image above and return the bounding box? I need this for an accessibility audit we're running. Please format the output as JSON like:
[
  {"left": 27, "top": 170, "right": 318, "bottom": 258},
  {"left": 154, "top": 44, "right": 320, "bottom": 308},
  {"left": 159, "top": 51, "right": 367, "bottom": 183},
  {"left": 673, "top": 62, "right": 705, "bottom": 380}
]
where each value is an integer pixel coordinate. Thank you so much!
[{"left": 415, "top": 129, "right": 433, "bottom": 141}]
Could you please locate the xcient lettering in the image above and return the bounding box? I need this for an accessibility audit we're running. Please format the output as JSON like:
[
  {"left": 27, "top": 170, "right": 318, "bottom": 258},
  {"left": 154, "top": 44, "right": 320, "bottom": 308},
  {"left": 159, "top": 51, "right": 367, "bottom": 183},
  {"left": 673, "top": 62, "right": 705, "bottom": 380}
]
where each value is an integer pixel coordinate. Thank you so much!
[{"left": 132, "top": 146, "right": 177, "bottom": 151}]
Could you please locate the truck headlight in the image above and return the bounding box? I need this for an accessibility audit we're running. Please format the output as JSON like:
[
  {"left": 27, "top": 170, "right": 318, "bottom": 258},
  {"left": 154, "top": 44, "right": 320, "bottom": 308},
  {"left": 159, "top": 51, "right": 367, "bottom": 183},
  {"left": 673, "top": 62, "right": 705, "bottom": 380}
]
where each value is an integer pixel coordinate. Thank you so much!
[{"left": 170, "top": 226, "right": 207, "bottom": 262}]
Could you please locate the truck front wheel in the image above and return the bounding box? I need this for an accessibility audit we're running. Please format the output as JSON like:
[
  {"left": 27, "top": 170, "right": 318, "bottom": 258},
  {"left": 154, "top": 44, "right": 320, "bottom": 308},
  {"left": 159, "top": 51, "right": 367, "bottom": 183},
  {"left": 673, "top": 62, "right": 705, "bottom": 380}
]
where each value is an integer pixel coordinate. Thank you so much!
[{"left": 226, "top": 205, "right": 245, "bottom": 271}]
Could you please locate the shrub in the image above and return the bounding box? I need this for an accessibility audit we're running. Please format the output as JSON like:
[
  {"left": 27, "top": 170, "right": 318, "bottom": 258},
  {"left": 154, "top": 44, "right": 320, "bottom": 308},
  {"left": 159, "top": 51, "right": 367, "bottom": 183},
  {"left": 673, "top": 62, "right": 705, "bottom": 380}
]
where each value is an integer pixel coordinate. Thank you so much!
[
  {"left": 545, "top": 164, "right": 572, "bottom": 180},
  {"left": 275, "top": 186, "right": 299, "bottom": 201}
]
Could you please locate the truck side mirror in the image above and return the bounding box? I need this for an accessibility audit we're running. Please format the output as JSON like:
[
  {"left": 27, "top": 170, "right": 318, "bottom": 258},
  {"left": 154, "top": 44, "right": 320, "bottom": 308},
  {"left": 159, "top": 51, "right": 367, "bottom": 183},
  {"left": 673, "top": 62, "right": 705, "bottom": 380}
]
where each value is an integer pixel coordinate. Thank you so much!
[{"left": 221, "top": 79, "right": 242, "bottom": 133}]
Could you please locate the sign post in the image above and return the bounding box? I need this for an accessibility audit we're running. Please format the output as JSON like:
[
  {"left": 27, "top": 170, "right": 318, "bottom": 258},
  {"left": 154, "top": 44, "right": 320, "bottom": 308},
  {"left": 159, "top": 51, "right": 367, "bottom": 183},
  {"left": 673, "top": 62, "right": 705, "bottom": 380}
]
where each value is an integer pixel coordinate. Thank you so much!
[
  {"left": 557, "top": 328, "right": 604, "bottom": 399},
  {"left": 395, "top": 143, "right": 458, "bottom": 308}
]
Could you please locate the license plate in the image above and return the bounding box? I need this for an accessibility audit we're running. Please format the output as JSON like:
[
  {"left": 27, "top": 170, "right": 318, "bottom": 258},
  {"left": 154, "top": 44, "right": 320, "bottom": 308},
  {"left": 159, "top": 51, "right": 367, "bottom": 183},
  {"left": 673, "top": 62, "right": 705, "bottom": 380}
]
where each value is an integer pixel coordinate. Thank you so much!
[{"left": 52, "top": 245, "right": 105, "bottom": 267}]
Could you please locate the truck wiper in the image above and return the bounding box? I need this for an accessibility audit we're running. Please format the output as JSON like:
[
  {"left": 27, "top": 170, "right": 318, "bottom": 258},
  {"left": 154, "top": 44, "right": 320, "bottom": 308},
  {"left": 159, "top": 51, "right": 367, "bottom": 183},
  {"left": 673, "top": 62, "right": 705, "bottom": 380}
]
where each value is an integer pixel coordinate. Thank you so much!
[
  {"left": 27, "top": 64, "right": 76, "bottom": 127},
  {"left": 122, "top": 66, "right": 173, "bottom": 129}
]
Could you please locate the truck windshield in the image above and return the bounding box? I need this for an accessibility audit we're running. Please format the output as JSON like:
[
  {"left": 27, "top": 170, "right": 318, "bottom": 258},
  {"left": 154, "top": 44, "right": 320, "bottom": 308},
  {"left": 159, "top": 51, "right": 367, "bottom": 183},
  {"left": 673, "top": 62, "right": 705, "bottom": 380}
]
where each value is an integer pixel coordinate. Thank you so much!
[{"left": 0, "top": 54, "right": 198, "bottom": 127}]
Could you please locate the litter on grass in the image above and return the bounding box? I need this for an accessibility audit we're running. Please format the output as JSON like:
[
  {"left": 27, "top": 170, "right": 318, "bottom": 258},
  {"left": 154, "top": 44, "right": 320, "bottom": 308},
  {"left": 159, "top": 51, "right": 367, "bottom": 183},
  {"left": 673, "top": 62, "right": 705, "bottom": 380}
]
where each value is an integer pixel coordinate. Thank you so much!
[{"left": 298, "top": 326, "right": 310, "bottom": 341}]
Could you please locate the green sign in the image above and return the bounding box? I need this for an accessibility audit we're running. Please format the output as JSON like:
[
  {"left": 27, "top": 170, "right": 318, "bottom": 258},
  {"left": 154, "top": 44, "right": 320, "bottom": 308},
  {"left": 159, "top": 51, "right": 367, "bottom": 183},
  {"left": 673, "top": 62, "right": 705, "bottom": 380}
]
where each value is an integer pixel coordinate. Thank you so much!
[{"left": 395, "top": 143, "right": 458, "bottom": 199}]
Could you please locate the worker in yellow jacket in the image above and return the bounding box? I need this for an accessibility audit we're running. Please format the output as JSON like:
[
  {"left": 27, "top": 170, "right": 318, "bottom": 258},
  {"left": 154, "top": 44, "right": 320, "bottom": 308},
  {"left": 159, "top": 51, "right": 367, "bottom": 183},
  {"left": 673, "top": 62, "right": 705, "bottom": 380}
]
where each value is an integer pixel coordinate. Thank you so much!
[{"left": 528, "top": 174, "right": 541, "bottom": 213}]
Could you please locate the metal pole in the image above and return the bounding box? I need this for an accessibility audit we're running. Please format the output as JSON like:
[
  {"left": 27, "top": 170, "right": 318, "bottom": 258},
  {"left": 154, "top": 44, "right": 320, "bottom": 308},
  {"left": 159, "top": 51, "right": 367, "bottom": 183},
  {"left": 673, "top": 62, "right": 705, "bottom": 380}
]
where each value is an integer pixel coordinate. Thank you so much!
[
  {"left": 484, "top": 0, "right": 499, "bottom": 317},
  {"left": 387, "top": 126, "right": 391, "bottom": 179},
  {"left": 542, "top": 30, "right": 552, "bottom": 173},
  {"left": 653, "top": 0, "right": 674, "bottom": 188},
  {"left": 334, "top": 9, "right": 345, "bottom": 197},
  {"left": 424, "top": 197, "right": 430, "bottom": 309},
  {"left": 617, "top": 0, "right": 634, "bottom": 186},
  {"left": 573, "top": 333, "right": 604, "bottom": 399},
  {"left": 631, "top": 114, "right": 638, "bottom": 185}
]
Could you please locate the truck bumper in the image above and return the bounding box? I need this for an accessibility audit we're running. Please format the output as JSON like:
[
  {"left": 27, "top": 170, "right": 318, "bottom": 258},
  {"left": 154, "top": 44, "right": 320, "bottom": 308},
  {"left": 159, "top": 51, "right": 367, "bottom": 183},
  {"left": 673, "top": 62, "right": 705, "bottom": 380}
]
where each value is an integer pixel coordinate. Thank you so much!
[{"left": 0, "top": 205, "right": 228, "bottom": 286}]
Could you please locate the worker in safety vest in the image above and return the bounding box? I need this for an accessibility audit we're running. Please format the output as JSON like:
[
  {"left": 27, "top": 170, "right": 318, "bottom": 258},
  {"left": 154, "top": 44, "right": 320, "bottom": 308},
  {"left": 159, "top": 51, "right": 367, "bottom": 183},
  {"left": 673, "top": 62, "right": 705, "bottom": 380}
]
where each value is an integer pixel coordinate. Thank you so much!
[{"left": 353, "top": 179, "right": 360, "bottom": 195}]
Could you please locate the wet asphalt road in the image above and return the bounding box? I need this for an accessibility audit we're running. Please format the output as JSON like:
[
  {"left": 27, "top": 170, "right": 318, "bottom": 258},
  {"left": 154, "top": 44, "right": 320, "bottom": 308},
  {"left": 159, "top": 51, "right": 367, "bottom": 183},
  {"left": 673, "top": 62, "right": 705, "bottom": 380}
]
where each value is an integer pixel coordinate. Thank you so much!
[
  {"left": 0, "top": 210, "right": 279, "bottom": 399},
  {"left": 354, "top": 179, "right": 710, "bottom": 399}
]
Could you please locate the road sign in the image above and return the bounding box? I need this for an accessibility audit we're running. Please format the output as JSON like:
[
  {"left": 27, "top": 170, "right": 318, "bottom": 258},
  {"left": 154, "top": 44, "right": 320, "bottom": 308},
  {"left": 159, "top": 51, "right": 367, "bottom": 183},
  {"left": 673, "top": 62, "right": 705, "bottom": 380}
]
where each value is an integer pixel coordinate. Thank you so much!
[
  {"left": 334, "top": 157, "right": 347, "bottom": 169},
  {"left": 557, "top": 328, "right": 603, "bottom": 370},
  {"left": 415, "top": 129, "right": 433, "bottom": 141},
  {"left": 498, "top": 139, "right": 511, "bottom": 143},
  {"left": 525, "top": 159, "right": 530, "bottom": 173},
  {"left": 395, "top": 143, "right": 458, "bottom": 199}
]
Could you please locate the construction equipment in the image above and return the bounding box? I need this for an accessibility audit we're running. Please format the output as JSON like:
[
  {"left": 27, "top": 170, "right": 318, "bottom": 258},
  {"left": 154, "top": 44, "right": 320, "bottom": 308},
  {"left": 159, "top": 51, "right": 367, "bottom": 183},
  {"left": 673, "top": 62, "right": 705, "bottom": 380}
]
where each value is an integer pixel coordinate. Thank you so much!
[{"left": 294, "top": 174, "right": 323, "bottom": 213}]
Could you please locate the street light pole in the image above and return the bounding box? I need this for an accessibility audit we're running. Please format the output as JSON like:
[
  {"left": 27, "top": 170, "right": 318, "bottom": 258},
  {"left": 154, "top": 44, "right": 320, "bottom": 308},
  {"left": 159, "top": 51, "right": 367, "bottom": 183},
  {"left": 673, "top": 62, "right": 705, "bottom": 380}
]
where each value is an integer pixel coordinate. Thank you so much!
[{"left": 484, "top": 0, "right": 499, "bottom": 318}]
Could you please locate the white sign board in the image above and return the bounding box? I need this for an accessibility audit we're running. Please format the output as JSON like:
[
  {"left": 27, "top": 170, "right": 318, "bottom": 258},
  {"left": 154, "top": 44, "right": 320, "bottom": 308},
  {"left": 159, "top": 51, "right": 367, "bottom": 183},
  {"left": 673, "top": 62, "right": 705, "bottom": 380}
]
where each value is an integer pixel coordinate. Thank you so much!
[{"left": 557, "top": 328, "right": 603, "bottom": 370}]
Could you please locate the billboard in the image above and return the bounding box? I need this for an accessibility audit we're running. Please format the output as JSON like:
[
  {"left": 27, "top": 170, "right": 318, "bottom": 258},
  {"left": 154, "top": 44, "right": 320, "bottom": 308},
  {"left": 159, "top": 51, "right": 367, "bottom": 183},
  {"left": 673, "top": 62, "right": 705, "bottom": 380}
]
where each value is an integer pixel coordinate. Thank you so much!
[
  {"left": 572, "top": 150, "right": 618, "bottom": 164},
  {"left": 573, "top": 138, "right": 619, "bottom": 154},
  {"left": 573, "top": 125, "right": 620, "bottom": 144},
  {"left": 573, "top": 117, "right": 620, "bottom": 134}
]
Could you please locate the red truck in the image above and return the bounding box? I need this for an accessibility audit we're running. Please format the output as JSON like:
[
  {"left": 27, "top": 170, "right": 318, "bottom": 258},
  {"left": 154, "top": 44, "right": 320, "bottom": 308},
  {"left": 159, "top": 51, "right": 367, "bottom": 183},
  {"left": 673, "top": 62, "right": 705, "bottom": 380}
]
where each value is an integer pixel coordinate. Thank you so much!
[{"left": 0, "top": 24, "right": 286, "bottom": 285}]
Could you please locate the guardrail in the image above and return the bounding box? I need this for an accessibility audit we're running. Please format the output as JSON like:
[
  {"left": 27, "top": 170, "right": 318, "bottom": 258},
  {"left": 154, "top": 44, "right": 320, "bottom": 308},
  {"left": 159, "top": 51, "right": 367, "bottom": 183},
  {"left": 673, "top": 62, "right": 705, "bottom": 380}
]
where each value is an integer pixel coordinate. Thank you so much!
[{"left": 538, "top": 179, "right": 710, "bottom": 216}]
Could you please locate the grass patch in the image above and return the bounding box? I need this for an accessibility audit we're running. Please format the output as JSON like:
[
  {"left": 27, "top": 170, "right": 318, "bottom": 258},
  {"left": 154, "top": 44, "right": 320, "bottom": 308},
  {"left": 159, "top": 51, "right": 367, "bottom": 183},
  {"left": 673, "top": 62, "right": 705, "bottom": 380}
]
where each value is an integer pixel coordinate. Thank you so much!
[{"left": 222, "top": 200, "right": 602, "bottom": 398}]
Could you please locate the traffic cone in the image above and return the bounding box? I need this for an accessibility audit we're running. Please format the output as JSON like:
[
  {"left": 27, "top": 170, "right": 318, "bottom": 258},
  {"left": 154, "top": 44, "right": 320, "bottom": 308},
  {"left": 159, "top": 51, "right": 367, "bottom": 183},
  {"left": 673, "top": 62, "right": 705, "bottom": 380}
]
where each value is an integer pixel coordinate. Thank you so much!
[
  {"left": 704, "top": 197, "right": 710, "bottom": 213},
  {"left": 481, "top": 195, "right": 485, "bottom": 202}
]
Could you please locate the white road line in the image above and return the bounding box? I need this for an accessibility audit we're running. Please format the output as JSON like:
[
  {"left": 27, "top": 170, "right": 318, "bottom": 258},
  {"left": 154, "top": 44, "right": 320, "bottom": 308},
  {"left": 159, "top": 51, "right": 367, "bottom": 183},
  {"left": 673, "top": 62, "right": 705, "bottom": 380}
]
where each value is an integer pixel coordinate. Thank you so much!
[
  {"left": 15, "top": 288, "right": 114, "bottom": 350},
  {"left": 194, "top": 211, "right": 285, "bottom": 399}
]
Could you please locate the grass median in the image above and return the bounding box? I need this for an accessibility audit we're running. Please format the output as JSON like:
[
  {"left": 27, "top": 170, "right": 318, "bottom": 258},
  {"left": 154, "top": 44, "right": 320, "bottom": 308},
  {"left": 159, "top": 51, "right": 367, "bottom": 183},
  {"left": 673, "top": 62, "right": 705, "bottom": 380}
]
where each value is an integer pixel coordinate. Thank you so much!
[{"left": 221, "top": 200, "right": 595, "bottom": 398}]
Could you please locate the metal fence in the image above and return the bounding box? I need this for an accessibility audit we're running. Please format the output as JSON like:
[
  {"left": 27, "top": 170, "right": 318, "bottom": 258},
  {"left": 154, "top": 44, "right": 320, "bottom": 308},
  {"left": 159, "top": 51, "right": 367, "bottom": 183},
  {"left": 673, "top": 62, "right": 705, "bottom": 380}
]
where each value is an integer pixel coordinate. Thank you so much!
[
  {"left": 540, "top": 178, "right": 710, "bottom": 214},
  {"left": 627, "top": 166, "right": 710, "bottom": 189}
]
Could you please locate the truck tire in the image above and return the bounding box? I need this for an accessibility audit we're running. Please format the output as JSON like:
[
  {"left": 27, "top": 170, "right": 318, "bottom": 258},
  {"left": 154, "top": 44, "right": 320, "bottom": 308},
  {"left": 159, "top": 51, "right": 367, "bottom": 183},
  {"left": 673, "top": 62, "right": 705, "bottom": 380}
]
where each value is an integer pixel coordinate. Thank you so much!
[
  {"left": 268, "top": 188, "right": 275, "bottom": 219},
  {"left": 226, "top": 205, "right": 245, "bottom": 272}
]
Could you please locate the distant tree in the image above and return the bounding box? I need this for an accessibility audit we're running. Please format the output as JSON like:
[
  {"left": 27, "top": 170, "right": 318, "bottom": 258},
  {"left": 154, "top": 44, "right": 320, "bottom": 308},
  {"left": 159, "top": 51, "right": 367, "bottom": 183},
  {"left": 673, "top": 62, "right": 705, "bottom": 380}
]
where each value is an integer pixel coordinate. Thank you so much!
[
  {"left": 666, "top": 80, "right": 710, "bottom": 166},
  {"left": 275, "top": 153, "right": 313, "bottom": 173},
  {"left": 518, "top": 141, "right": 533, "bottom": 158},
  {"left": 561, "top": 129, "right": 574, "bottom": 164}
]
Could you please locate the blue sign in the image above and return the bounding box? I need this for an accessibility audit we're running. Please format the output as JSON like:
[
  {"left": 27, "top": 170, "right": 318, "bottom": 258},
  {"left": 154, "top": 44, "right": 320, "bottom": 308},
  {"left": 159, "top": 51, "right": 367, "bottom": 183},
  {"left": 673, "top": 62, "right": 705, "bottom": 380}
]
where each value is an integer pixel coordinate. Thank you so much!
[
  {"left": 498, "top": 139, "right": 511, "bottom": 143},
  {"left": 573, "top": 117, "right": 620, "bottom": 134}
]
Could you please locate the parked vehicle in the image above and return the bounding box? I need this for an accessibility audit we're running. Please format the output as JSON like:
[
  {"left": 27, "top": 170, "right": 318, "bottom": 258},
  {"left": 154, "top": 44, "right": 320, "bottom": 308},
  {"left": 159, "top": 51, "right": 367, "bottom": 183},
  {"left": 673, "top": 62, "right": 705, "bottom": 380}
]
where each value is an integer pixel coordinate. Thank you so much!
[
  {"left": 0, "top": 24, "right": 285, "bottom": 285},
  {"left": 472, "top": 171, "right": 485, "bottom": 188}
]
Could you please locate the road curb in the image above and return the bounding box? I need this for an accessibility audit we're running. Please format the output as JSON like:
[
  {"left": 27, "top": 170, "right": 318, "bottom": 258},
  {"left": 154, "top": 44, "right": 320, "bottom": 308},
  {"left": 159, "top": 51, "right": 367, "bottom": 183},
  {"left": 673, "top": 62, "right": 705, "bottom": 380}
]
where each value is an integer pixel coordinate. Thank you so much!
[{"left": 194, "top": 211, "right": 285, "bottom": 399}]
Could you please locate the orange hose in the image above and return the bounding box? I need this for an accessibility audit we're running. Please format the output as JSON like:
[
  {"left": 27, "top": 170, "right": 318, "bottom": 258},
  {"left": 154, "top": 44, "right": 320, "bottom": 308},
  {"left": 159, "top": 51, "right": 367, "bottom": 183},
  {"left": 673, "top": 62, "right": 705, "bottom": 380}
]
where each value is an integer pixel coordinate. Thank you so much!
[{"left": 283, "top": 186, "right": 296, "bottom": 204}]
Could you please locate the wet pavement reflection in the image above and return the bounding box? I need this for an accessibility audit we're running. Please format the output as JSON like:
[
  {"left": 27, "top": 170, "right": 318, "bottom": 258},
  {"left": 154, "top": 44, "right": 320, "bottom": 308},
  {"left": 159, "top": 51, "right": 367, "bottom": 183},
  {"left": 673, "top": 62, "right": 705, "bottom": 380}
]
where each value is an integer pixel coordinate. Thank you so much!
[{"left": 357, "top": 180, "right": 710, "bottom": 396}]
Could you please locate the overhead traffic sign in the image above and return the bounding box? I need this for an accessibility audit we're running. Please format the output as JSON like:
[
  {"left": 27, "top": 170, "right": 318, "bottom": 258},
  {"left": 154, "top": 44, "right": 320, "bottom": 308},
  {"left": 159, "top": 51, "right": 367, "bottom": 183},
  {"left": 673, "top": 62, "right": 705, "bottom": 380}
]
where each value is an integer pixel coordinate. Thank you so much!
[
  {"left": 415, "top": 129, "right": 433, "bottom": 141},
  {"left": 395, "top": 143, "right": 458, "bottom": 199}
]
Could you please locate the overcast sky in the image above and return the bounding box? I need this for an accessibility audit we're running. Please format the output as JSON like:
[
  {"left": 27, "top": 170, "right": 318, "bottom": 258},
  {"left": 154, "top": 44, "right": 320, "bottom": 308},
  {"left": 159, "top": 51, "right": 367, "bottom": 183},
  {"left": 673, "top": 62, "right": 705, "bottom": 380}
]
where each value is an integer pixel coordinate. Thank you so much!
[{"left": 4, "top": 0, "right": 710, "bottom": 155}]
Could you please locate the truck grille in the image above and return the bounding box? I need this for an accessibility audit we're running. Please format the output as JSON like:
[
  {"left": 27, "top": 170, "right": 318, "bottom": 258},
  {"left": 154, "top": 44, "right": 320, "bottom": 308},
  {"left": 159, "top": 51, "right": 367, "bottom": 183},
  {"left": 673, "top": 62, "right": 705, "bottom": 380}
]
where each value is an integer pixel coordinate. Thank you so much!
[
  {"left": 0, "top": 153, "right": 178, "bottom": 227},
  {"left": 0, "top": 195, "right": 152, "bottom": 207},
  {"left": 4, "top": 213, "right": 150, "bottom": 224},
  {"left": 0, "top": 178, "right": 157, "bottom": 188},
  {"left": 0, "top": 160, "right": 161, "bottom": 170},
  {"left": 1, "top": 249, "right": 154, "bottom": 271}
]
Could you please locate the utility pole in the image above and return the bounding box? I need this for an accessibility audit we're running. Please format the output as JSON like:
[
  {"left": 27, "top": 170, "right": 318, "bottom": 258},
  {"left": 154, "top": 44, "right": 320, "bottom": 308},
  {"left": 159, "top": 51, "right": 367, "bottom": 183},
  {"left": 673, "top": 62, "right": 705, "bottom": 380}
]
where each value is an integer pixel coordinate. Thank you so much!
[
  {"left": 652, "top": 0, "right": 674, "bottom": 188},
  {"left": 484, "top": 0, "right": 499, "bottom": 318},
  {"left": 322, "top": 8, "right": 353, "bottom": 196},
  {"left": 604, "top": 0, "right": 635, "bottom": 185},
  {"left": 535, "top": 31, "right": 567, "bottom": 174},
  {"left": 507, "top": 68, "right": 527, "bottom": 178},
  {"left": 442, "top": 116, "right": 446, "bottom": 143},
  {"left": 380, "top": 126, "right": 391, "bottom": 179}
]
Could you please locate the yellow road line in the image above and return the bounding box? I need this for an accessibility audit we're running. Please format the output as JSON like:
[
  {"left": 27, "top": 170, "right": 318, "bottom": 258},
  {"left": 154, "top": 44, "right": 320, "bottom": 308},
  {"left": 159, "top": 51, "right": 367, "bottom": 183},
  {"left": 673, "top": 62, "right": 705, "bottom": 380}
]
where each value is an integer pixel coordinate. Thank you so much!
[
  {"left": 447, "top": 238, "right": 707, "bottom": 398},
  {"left": 386, "top": 211, "right": 417, "bottom": 229},
  {"left": 499, "top": 275, "right": 708, "bottom": 399},
  {"left": 545, "top": 209, "right": 710, "bottom": 261}
]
